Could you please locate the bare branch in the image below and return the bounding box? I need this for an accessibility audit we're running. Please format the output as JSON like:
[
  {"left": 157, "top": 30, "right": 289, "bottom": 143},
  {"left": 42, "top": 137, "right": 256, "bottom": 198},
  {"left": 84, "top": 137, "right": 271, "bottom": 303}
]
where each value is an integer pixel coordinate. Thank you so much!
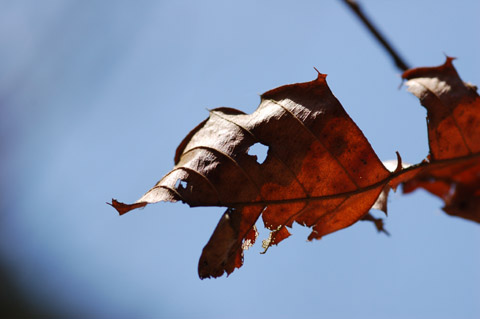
[{"left": 342, "top": 0, "right": 410, "bottom": 71}]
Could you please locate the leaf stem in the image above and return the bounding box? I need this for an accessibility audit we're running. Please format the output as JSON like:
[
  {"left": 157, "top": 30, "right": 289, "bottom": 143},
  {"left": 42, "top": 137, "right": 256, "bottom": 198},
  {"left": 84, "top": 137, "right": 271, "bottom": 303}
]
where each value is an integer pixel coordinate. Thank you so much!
[{"left": 342, "top": 0, "right": 410, "bottom": 71}]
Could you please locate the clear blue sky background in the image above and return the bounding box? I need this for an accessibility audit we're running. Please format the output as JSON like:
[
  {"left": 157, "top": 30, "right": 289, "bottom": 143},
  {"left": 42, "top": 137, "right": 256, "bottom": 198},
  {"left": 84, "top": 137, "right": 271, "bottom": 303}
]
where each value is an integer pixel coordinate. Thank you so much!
[{"left": 1, "top": 1, "right": 479, "bottom": 318}]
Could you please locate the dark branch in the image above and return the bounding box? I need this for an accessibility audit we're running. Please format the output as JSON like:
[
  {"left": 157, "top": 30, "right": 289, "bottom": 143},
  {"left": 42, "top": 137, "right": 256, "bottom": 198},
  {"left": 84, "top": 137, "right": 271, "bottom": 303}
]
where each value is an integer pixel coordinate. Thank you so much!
[{"left": 342, "top": 0, "right": 410, "bottom": 71}]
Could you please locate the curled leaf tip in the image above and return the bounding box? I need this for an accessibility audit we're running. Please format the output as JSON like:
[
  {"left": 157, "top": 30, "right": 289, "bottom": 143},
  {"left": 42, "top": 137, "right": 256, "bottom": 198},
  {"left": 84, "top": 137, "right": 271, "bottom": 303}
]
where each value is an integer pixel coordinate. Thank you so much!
[
  {"left": 109, "top": 199, "right": 147, "bottom": 216},
  {"left": 394, "top": 151, "right": 403, "bottom": 173},
  {"left": 313, "top": 67, "right": 327, "bottom": 81},
  {"left": 361, "top": 213, "right": 390, "bottom": 236},
  {"left": 444, "top": 55, "right": 456, "bottom": 64}
]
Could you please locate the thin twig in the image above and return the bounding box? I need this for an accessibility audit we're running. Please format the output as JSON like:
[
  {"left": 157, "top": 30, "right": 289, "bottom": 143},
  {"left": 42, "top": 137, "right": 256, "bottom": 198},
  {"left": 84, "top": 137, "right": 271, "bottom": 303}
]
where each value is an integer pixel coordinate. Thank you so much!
[{"left": 342, "top": 0, "right": 410, "bottom": 71}]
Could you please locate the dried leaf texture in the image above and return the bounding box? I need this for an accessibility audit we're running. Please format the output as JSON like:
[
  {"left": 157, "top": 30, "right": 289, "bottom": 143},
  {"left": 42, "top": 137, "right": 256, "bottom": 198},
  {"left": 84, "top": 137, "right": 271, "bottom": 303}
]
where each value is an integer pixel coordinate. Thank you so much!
[
  {"left": 111, "top": 73, "right": 391, "bottom": 278},
  {"left": 109, "top": 58, "right": 480, "bottom": 279},
  {"left": 402, "top": 57, "right": 480, "bottom": 222}
]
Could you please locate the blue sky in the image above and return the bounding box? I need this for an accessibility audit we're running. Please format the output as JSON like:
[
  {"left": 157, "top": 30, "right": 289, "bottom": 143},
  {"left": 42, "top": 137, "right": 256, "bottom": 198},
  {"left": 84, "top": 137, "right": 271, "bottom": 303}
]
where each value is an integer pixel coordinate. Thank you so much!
[{"left": 1, "top": 1, "right": 479, "bottom": 318}]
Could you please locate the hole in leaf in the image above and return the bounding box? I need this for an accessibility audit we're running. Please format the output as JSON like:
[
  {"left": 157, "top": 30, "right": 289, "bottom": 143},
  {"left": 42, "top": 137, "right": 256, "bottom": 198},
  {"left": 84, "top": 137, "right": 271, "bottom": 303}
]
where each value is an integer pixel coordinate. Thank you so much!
[
  {"left": 175, "top": 179, "right": 188, "bottom": 189},
  {"left": 248, "top": 142, "right": 269, "bottom": 164}
]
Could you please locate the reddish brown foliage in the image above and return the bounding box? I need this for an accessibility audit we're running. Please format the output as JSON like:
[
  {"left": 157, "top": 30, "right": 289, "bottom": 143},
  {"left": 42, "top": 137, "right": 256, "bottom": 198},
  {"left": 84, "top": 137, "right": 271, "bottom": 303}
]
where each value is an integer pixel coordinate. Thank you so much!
[
  {"left": 110, "top": 58, "right": 480, "bottom": 279},
  {"left": 402, "top": 57, "right": 480, "bottom": 222}
]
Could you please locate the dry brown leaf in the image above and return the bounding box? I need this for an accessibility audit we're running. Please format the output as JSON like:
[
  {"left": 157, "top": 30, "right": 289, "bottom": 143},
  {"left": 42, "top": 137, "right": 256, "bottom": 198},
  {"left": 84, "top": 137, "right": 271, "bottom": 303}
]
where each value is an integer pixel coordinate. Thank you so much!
[
  {"left": 402, "top": 57, "right": 480, "bottom": 222},
  {"left": 111, "top": 72, "right": 392, "bottom": 278},
  {"left": 110, "top": 58, "right": 480, "bottom": 278}
]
